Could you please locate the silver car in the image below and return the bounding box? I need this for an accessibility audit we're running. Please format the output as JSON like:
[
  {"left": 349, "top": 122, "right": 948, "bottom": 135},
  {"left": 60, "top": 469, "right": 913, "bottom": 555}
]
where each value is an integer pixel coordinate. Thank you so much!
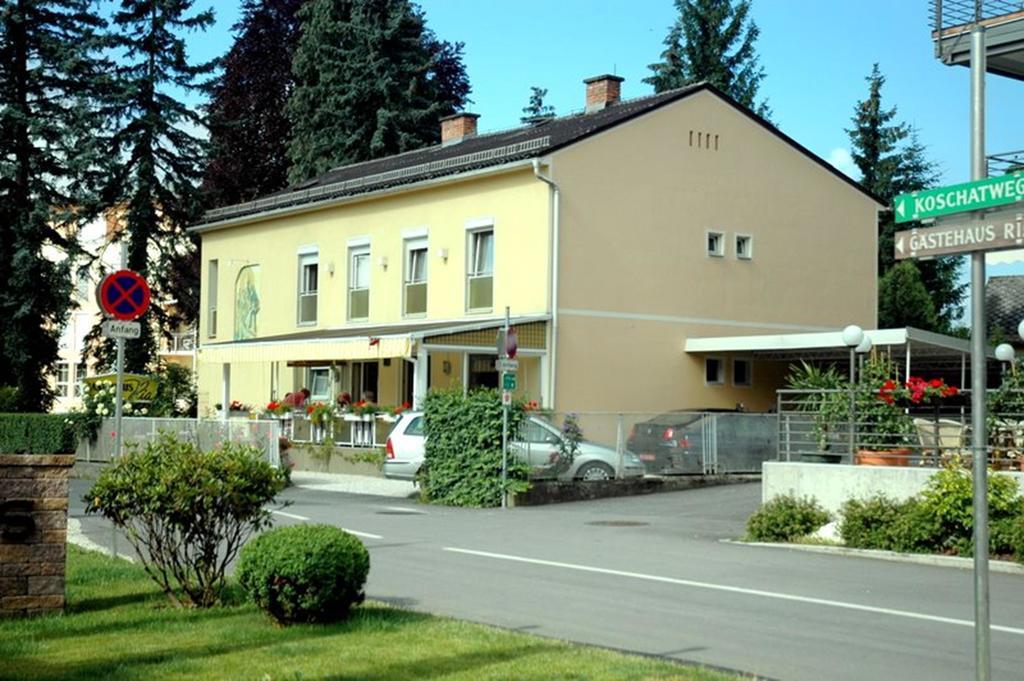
[{"left": 383, "top": 411, "right": 646, "bottom": 482}]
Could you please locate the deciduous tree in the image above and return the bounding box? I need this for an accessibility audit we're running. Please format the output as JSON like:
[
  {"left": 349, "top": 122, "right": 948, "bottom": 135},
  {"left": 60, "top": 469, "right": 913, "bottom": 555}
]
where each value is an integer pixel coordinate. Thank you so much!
[{"left": 202, "top": 0, "right": 304, "bottom": 208}]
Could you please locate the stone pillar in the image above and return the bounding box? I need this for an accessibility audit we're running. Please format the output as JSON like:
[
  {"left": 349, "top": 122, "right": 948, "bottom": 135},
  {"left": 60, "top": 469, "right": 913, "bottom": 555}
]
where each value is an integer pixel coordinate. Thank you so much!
[{"left": 0, "top": 454, "right": 75, "bottom": 618}]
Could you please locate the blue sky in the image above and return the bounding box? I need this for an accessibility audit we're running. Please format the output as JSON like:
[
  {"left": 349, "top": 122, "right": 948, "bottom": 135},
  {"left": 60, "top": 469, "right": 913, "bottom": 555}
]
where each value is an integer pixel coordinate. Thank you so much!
[{"left": 191, "top": 0, "right": 1024, "bottom": 295}]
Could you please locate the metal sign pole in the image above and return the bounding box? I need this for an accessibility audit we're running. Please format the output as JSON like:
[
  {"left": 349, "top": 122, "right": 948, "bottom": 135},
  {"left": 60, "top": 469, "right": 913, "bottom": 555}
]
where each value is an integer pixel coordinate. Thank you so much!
[
  {"left": 501, "top": 306, "right": 510, "bottom": 510},
  {"left": 114, "top": 338, "right": 125, "bottom": 459},
  {"left": 969, "top": 19, "right": 991, "bottom": 681}
]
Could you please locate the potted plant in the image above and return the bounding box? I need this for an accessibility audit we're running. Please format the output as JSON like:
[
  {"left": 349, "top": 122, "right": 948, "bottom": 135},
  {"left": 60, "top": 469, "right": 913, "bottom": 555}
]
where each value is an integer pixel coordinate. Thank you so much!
[
  {"left": 783, "top": 362, "right": 848, "bottom": 463},
  {"left": 377, "top": 402, "right": 411, "bottom": 423},
  {"left": 854, "top": 359, "right": 917, "bottom": 466}
]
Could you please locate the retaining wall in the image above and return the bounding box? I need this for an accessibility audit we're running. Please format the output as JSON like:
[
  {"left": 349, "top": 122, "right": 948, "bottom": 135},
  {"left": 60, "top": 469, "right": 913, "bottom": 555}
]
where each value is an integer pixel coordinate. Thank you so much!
[{"left": 763, "top": 461, "right": 1024, "bottom": 514}]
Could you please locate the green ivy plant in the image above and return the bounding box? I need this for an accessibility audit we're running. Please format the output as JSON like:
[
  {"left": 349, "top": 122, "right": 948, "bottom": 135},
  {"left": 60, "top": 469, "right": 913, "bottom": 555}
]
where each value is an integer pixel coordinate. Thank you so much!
[{"left": 418, "top": 388, "right": 531, "bottom": 507}]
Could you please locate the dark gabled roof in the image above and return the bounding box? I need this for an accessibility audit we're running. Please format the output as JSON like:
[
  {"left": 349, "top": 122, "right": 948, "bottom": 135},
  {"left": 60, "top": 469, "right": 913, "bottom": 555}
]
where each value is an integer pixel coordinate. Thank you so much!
[
  {"left": 193, "top": 83, "right": 881, "bottom": 230},
  {"left": 987, "top": 275, "right": 1024, "bottom": 341}
]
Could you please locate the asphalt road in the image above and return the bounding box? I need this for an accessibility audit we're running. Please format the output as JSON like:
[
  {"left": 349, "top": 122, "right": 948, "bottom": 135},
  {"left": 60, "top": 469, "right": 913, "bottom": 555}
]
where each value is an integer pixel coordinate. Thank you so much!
[{"left": 69, "top": 479, "right": 1024, "bottom": 681}]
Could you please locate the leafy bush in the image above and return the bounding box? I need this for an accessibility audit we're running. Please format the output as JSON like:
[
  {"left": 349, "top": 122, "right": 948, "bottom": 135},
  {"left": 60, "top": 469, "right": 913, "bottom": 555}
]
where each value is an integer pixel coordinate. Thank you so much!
[
  {"left": 0, "top": 387, "right": 19, "bottom": 412},
  {"left": 0, "top": 413, "right": 77, "bottom": 453},
  {"left": 839, "top": 496, "right": 905, "bottom": 549},
  {"left": 838, "top": 496, "right": 940, "bottom": 552},
  {"left": 418, "top": 389, "right": 531, "bottom": 507},
  {"left": 746, "top": 494, "right": 830, "bottom": 542},
  {"left": 237, "top": 524, "right": 369, "bottom": 624},
  {"left": 917, "top": 460, "right": 1024, "bottom": 556},
  {"left": 85, "top": 432, "right": 286, "bottom": 607},
  {"left": 1007, "top": 515, "right": 1024, "bottom": 563}
]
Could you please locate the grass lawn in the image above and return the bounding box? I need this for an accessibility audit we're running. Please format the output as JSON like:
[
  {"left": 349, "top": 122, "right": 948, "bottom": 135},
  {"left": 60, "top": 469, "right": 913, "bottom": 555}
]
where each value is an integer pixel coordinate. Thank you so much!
[{"left": 0, "top": 546, "right": 745, "bottom": 681}]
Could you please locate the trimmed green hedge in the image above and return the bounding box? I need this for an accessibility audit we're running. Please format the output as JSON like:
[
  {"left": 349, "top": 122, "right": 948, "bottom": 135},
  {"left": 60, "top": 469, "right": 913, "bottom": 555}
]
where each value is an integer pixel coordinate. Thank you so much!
[
  {"left": 418, "top": 389, "right": 531, "bottom": 507},
  {"left": 0, "top": 413, "right": 77, "bottom": 453},
  {"left": 237, "top": 524, "right": 369, "bottom": 624}
]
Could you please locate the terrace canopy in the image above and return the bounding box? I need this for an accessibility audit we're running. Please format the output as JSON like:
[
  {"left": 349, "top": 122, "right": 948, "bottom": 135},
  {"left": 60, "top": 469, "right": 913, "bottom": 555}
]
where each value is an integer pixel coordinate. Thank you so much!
[{"left": 684, "top": 327, "right": 996, "bottom": 380}]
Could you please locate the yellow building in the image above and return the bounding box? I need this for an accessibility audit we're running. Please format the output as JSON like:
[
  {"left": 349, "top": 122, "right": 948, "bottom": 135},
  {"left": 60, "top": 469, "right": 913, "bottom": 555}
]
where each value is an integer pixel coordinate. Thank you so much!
[{"left": 191, "top": 76, "right": 881, "bottom": 416}]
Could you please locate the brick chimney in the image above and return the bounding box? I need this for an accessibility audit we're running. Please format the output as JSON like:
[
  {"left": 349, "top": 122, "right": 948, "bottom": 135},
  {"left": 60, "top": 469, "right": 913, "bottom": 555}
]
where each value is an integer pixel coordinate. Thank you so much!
[
  {"left": 440, "top": 112, "right": 479, "bottom": 145},
  {"left": 584, "top": 74, "right": 624, "bottom": 112}
]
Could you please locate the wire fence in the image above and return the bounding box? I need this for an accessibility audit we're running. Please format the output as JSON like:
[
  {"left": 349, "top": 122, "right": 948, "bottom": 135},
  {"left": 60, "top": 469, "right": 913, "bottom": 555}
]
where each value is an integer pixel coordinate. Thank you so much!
[
  {"left": 77, "top": 417, "right": 281, "bottom": 468},
  {"left": 285, "top": 409, "right": 777, "bottom": 477},
  {"left": 777, "top": 389, "right": 1024, "bottom": 469}
]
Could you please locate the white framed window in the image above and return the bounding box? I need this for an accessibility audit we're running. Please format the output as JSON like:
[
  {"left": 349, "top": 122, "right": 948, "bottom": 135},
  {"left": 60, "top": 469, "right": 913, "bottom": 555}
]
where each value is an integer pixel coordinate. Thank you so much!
[
  {"left": 706, "top": 231, "right": 724, "bottom": 258},
  {"left": 298, "top": 252, "right": 318, "bottom": 325},
  {"left": 308, "top": 367, "right": 330, "bottom": 401},
  {"left": 74, "top": 362, "right": 87, "bottom": 397},
  {"left": 208, "top": 259, "right": 218, "bottom": 337},
  {"left": 56, "top": 361, "right": 70, "bottom": 397},
  {"left": 404, "top": 238, "right": 428, "bottom": 316},
  {"left": 705, "top": 357, "right": 724, "bottom": 386},
  {"left": 733, "top": 359, "right": 752, "bottom": 386},
  {"left": 348, "top": 245, "right": 370, "bottom": 320},
  {"left": 736, "top": 234, "right": 753, "bottom": 260},
  {"left": 467, "top": 228, "right": 494, "bottom": 311}
]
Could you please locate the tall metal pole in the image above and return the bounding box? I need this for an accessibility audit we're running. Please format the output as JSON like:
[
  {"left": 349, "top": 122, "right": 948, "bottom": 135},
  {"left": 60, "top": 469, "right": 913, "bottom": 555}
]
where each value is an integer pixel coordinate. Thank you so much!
[
  {"left": 969, "top": 19, "right": 991, "bottom": 681},
  {"left": 848, "top": 348, "right": 856, "bottom": 462},
  {"left": 114, "top": 247, "right": 127, "bottom": 460},
  {"left": 501, "top": 306, "right": 510, "bottom": 510}
]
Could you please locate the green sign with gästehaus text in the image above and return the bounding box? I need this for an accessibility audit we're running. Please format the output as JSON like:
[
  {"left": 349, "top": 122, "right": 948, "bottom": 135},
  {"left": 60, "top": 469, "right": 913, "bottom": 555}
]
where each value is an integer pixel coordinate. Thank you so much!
[{"left": 894, "top": 172, "right": 1024, "bottom": 224}]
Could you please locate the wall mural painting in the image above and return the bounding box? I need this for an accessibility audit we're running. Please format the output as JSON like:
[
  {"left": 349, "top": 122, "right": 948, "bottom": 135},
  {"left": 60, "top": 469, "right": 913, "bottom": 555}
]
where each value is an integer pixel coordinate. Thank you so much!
[{"left": 234, "top": 265, "right": 260, "bottom": 340}]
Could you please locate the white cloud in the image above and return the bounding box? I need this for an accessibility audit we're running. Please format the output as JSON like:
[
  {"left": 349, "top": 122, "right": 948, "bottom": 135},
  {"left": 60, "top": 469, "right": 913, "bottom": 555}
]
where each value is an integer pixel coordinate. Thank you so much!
[
  {"left": 987, "top": 249, "right": 1024, "bottom": 265},
  {"left": 827, "top": 147, "right": 859, "bottom": 180}
]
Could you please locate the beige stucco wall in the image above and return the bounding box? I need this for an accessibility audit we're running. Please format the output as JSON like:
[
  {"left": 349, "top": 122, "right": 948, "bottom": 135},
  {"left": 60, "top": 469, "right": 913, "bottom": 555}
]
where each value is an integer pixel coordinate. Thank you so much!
[
  {"left": 196, "top": 168, "right": 551, "bottom": 413},
  {"left": 549, "top": 90, "right": 878, "bottom": 413}
]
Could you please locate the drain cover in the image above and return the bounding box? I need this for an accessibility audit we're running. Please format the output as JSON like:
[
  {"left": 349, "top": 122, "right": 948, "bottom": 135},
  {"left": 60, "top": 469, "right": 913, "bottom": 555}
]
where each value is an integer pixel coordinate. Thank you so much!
[
  {"left": 375, "top": 509, "right": 422, "bottom": 515},
  {"left": 586, "top": 520, "right": 649, "bottom": 527}
]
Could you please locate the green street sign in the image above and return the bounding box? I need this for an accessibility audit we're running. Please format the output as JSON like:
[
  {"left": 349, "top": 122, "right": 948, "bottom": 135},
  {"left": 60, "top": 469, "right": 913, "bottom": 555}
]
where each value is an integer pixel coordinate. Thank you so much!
[
  {"left": 502, "top": 372, "right": 517, "bottom": 391},
  {"left": 894, "top": 172, "right": 1024, "bottom": 223}
]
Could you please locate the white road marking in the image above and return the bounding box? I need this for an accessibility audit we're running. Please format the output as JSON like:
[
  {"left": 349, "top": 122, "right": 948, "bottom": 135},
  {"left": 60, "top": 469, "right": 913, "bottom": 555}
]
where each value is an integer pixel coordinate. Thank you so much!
[
  {"left": 382, "top": 506, "right": 427, "bottom": 514},
  {"left": 343, "top": 528, "right": 383, "bottom": 539},
  {"left": 443, "top": 547, "right": 1024, "bottom": 637},
  {"left": 270, "top": 509, "right": 310, "bottom": 521},
  {"left": 269, "top": 509, "right": 383, "bottom": 539}
]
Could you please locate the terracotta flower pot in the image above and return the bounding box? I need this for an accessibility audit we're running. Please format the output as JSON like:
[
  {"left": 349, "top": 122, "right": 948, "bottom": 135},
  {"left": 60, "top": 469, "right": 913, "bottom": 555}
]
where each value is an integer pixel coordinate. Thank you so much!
[{"left": 855, "top": 448, "right": 911, "bottom": 466}]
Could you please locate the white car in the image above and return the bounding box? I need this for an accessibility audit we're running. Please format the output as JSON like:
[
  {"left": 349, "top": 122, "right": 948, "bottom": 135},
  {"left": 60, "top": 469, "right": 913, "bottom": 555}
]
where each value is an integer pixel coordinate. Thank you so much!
[{"left": 383, "top": 411, "right": 646, "bottom": 482}]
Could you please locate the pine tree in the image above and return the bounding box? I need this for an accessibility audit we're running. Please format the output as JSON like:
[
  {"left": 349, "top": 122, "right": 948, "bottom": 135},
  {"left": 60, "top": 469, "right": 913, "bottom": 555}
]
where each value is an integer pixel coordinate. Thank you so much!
[
  {"left": 644, "top": 0, "right": 769, "bottom": 116},
  {"left": 0, "top": 0, "right": 108, "bottom": 410},
  {"left": 878, "top": 262, "right": 940, "bottom": 330},
  {"left": 520, "top": 86, "right": 555, "bottom": 123},
  {"left": 104, "top": 0, "right": 215, "bottom": 372},
  {"left": 202, "top": 0, "right": 304, "bottom": 209},
  {"left": 287, "top": 0, "right": 471, "bottom": 184},
  {"left": 847, "top": 64, "right": 964, "bottom": 331}
]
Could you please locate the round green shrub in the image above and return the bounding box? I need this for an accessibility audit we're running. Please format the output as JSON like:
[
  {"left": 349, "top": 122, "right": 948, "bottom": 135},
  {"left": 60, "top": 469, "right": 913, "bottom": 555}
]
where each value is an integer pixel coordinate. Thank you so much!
[
  {"left": 237, "top": 524, "right": 370, "bottom": 624},
  {"left": 746, "top": 494, "right": 830, "bottom": 542},
  {"left": 839, "top": 496, "right": 939, "bottom": 552}
]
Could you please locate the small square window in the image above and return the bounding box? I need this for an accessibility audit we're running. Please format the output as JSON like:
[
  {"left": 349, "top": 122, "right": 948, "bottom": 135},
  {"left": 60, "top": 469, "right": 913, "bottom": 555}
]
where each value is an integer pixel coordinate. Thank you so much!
[
  {"left": 707, "top": 231, "right": 724, "bottom": 257},
  {"left": 705, "top": 358, "right": 724, "bottom": 385},
  {"left": 736, "top": 235, "right": 753, "bottom": 260},
  {"left": 733, "top": 359, "right": 752, "bottom": 386}
]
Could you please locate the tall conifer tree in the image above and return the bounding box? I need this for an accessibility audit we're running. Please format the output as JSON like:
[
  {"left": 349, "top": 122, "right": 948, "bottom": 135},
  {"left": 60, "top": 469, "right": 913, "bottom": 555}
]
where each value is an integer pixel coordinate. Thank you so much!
[
  {"left": 104, "top": 0, "right": 215, "bottom": 372},
  {"left": 645, "top": 0, "right": 769, "bottom": 116},
  {"left": 203, "top": 0, "right": 304, "bottom": 208},
  {"left": 287, "top": 0, "right": 470, "bottom": 184},
  {"left": 0, "top": 0, "right": 107, "bottom": 410},
  {"left": 847, "top": 65, "right": 963, "bottom": 331}
]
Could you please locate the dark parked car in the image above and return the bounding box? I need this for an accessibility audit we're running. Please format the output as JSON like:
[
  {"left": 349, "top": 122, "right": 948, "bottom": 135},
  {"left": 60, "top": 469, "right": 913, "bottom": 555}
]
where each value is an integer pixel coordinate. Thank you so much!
[
  {"left": 627, "top": 408, "right": 776, "bottom": 475},
  {"left": 627, "top": 411, "right": 707, "bottom": 474}
]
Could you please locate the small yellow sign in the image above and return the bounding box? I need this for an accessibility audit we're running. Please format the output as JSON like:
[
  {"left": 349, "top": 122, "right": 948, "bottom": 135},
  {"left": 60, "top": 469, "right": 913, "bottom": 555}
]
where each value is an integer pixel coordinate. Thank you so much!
[{"left": 84, "top": 374, "right": 158, "bottom": 402}]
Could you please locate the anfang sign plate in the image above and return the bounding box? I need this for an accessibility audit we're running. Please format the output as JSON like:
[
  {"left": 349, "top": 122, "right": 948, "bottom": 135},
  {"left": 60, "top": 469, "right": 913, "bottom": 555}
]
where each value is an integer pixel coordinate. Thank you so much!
[
  {"left": 894, "top": 209, "right": 1024, "bottom": 260},
  {"left": 894, "top": 173, "right": 1024, "bottom": 224}
]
